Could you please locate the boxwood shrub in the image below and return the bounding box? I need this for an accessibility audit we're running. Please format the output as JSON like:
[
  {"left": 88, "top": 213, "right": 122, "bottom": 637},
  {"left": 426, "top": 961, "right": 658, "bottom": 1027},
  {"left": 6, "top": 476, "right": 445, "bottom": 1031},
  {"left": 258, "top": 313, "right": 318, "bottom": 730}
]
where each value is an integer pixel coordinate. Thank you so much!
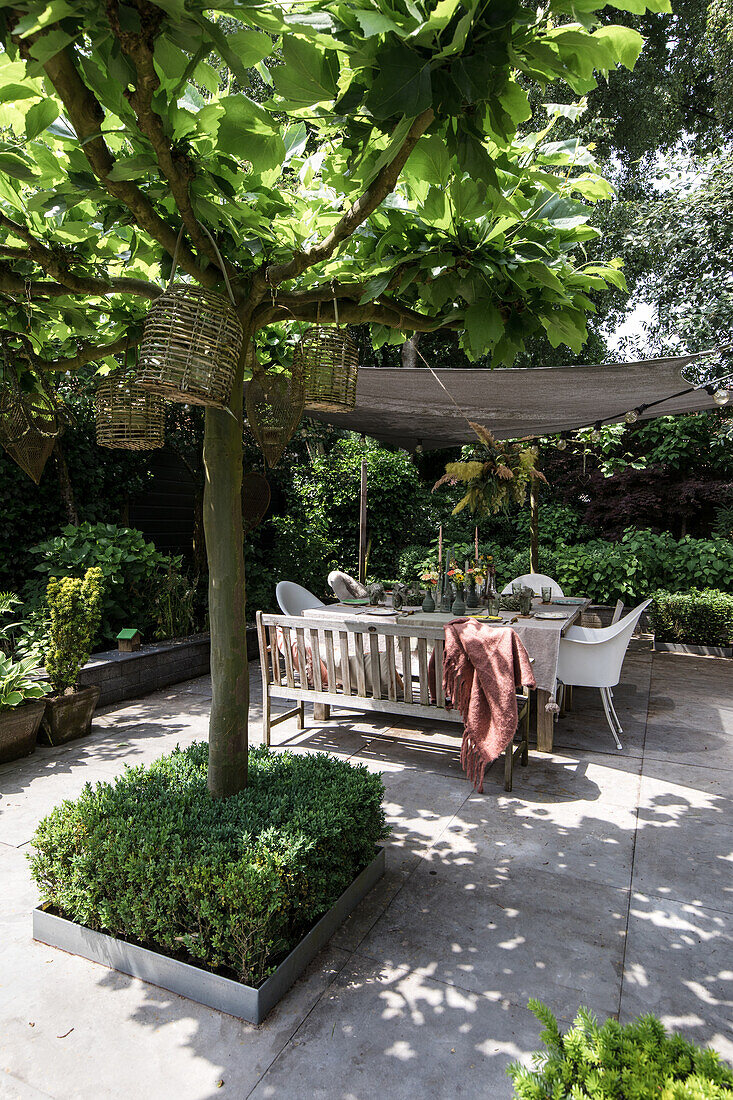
[
  {"left": 509, "top": 1001, "right": 733, "bottom": 1099},
  {"left": 650, "top": 589, "right": 733, "bottom": 648},
  {"left": 29, "top": 743, "right": 387, "bottom": 986}
]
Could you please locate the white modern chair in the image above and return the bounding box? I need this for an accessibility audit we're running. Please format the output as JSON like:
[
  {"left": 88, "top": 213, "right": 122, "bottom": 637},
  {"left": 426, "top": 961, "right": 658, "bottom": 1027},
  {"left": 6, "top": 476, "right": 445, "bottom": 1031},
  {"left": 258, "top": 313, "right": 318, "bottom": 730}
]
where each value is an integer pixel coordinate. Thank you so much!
[
  {"left": 556, "top": 599, "right": 651, "bottom": 749},
  {"left": 275, "top": 581, "right": 325, "bottom": 616},
  {"left": 502, "top": 573, "right": 564, "bottom": 597}
]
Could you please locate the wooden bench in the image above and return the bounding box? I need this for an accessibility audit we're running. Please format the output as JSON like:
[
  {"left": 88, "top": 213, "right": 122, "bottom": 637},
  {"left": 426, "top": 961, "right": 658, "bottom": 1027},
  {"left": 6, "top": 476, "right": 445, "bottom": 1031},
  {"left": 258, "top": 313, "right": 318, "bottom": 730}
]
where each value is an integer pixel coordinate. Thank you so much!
[{"left": 256, "top": 611, "right": 530, "bottom": 791}]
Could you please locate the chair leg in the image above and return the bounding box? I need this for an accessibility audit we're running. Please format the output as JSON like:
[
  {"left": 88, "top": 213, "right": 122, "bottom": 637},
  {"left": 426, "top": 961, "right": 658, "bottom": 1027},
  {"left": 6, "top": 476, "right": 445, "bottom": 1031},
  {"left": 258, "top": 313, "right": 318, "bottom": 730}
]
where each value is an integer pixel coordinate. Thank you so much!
[
  {"left": 600, "top": 688, "right": 622, "bottom": 750},
  {"left": 606, "top": 690, "right": 623, "bottom": 734},
  {"left": 521, "top": 695, "right": 530, "bottom": 766},
  {"left": 296, "top": 701, "right": 305, "bottom": 731},
  {"left": 504, "top": 743, "right": 513, "bottom": 792}
]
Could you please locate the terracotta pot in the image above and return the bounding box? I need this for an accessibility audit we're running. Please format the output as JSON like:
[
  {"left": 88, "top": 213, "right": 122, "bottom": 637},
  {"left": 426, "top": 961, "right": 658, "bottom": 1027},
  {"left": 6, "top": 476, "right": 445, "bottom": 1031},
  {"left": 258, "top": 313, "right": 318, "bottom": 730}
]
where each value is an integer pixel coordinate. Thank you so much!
[
  {"left": 0, "top": 699, "right": 47, "bottom": 764},
  {"left": 39, "top": 685, "right": 100, "bottom": 746}
]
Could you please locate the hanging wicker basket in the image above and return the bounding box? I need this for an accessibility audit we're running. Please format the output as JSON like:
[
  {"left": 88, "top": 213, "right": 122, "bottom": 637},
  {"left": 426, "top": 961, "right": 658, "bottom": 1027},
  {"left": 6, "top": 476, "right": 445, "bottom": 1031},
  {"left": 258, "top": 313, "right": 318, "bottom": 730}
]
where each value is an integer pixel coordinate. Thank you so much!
[
  {"left": 242, "top": 470, "right": 271, "bottom": 532},
  {"left": 295, "top": 324, "right": 359, "bottom": 412},
  {"left": 245, "top": 364, "right": 305, "bottom": 469},
  {"left": 0, "top": 354, "right": 64, "bottom": 484},
  {"left": 95, "top": 375, "right": 165, "bottom": 450},
  {"left": 137, "top": 227, "right": 243, "bottom": 409}
]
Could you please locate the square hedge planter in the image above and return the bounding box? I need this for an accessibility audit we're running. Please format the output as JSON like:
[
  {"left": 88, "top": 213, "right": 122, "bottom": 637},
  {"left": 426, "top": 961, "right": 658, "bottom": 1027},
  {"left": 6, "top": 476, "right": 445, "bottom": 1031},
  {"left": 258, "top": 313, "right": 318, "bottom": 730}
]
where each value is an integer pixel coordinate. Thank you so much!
[{"left": 33, "top": 846, "right": 385, "bottom": 1024}]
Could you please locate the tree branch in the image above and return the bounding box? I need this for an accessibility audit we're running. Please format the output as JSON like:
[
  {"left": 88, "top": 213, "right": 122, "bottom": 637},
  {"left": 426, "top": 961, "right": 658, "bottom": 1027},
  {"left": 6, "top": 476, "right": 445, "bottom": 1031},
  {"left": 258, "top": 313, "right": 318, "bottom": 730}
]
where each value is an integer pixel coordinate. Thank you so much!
[
  {"left": 252, "top": 296, "right": 461, "bottom": 333},
  {"left": 0, "top": 257, "right": 161, "bottom": 301},
  {"left": 0, "top": 212, "right": 161, "bottom": 299},
  {"left": 12, "top": 29, "right": 210, "bottom": 285},
  {"left": 108, "top": 6, "right": 225, "bottom": 277},
  {"left": 34, "top": 334, "right": 140, "bottom": 373},
  {"left": 261, "top": 109, "right": 435, "bottom": 290}
]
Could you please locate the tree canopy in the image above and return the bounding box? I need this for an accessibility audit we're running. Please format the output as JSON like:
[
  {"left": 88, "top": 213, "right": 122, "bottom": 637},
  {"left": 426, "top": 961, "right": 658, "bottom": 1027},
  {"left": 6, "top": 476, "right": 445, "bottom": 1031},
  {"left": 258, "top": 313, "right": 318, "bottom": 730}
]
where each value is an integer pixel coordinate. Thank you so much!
[{"left": 0, "top": 0, "right": 669, "bottom": 371}]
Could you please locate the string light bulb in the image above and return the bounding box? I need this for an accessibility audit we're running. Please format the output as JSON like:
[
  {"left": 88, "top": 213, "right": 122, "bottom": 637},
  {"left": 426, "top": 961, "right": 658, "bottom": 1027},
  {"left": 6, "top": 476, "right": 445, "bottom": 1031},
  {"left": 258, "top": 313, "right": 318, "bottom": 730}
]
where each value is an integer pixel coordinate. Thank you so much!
[
  {"left": 589, "top": 420, "right": 602, "bottom": 443},
  {"left": 713, "top": 387, "right": 730, "bottom": 406},
  {"left": 415, "top": 439, "right": 424, "bottom": 453},
  {"left": 555, "top": 435, "right": 567, "bottom": 451},
  {"left": 624, "top": 409, "right": 639, "bottom": 424}
]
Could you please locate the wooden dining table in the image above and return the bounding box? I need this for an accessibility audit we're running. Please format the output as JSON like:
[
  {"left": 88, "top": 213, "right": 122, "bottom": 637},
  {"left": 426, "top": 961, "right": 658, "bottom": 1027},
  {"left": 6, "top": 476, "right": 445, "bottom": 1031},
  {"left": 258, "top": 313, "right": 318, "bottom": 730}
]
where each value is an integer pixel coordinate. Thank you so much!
[{"left": 305, "top": 598, "right": 591, "bottom": 753}]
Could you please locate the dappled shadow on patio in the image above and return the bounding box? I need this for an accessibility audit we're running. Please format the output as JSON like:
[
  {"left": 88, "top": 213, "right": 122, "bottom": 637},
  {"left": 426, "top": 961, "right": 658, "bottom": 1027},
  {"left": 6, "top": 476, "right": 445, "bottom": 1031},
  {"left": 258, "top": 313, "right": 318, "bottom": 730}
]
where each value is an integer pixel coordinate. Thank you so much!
[{"left": 1, "top": 648, "right": 731, "bottom": 1098}]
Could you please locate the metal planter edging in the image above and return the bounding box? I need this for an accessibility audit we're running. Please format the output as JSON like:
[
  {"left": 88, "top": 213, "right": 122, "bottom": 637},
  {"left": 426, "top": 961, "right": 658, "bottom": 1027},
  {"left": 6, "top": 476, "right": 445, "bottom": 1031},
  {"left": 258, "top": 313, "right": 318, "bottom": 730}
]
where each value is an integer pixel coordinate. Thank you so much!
[
  {"left": 33, "top": 846, "right": 385, "bottom": 1025},
  {"left": 653, "top": 641, "right": 732, "bottom": 658}
]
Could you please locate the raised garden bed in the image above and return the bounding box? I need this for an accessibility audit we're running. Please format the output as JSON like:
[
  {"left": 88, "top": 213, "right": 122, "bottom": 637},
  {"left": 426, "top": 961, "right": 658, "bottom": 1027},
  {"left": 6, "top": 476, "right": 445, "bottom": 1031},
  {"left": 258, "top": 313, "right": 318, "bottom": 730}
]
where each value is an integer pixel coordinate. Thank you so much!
[
  {"left": 653, "top": 640, "right": 732, "bottom": 658},
  {"left": 67, "top": 627, "right": 258, "bottom": 707},
  {"left": 33, "top": 847, "right": 384, "bottom": 1024}
]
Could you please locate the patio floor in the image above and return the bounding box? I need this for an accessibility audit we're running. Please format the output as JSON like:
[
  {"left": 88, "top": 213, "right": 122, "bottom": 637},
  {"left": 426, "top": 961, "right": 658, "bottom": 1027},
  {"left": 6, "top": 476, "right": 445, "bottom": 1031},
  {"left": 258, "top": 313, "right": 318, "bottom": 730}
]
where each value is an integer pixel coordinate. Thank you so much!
[{"left": 1, "top": 647, "right": 731, "bottom": 1099}]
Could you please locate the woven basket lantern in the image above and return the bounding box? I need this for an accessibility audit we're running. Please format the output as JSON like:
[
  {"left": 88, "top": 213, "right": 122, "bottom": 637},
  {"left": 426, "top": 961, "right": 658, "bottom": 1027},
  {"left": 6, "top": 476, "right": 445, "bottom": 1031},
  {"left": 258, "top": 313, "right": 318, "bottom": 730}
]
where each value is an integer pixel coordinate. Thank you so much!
[
  {"left": 295, "top": 324, "right": 359, "bottom": 412},
  {"left": 95, "top": 375, "right": 165, "bottom": 450},
  {"left": 137, "top": 228, "right": 243, "bottom": 409},
  {"left": 0, "top": 361, "right": 63, "bottom": 484},
  {"left": 242, "top": 470, "right": 271, "bottom": 532},
  {"left": 245, "top": 365, "right": 305, "bottom": 469}
]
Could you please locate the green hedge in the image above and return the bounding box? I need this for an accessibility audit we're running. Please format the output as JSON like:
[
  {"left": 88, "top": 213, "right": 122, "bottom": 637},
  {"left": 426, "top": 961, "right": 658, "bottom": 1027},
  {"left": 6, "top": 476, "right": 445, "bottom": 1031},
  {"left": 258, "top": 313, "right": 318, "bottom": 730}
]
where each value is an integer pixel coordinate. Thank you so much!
[
  {"left": 509, "top": 1001, "right": 733, "bottom": 1099},
  {"left": 397, "top": 530, "right": 733, "bottom": 606},
  {"left": 29, "top": 743, "right": 387, "bottom": 986},
  {"left": 650, "top": 590, "right": 733, "bottom": 647}
]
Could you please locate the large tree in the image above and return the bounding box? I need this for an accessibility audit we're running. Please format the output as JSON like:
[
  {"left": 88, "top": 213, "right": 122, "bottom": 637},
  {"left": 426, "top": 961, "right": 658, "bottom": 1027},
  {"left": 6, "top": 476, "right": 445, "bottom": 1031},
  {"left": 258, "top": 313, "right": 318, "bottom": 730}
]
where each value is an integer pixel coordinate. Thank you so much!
[{"left": 0, "top": 0, "right": 665, "bottom": 796}]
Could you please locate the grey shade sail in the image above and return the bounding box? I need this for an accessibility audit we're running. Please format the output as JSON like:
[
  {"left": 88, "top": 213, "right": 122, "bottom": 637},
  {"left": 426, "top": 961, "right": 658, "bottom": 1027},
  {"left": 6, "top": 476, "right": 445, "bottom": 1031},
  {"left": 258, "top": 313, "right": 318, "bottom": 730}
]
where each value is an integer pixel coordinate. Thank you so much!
[{"left": 308, "top": 349, "right": 729, "bottom": 451}]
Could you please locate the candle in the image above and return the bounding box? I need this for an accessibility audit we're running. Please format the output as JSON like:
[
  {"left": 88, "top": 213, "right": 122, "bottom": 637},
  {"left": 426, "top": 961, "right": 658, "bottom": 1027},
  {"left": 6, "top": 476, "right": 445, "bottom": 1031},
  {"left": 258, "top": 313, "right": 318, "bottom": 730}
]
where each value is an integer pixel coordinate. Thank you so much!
[
  {"left": 438, "top": 525, "right": 442, "bottom": 566},
  {"left": 475, "top": 526, "right": 479, "bottom": 563}
]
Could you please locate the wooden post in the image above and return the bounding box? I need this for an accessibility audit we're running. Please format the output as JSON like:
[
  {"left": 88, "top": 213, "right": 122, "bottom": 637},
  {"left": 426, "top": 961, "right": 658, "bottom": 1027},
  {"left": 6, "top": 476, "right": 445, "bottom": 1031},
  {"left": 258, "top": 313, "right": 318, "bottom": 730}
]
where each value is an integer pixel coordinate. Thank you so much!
[
  {"left": 529, "top": 480, "right": 539, "bottom": 574},
  {"left": 358, "top": 456, "right": 367, "bottom": 585}
]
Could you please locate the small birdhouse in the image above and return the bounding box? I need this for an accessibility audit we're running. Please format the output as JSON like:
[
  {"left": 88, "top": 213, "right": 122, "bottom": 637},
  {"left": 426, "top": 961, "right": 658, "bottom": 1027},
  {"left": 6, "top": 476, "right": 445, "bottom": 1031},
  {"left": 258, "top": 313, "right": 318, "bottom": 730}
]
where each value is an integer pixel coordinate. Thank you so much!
[{"left": 117, "top": 628, "right": 141, "bottom": 653}]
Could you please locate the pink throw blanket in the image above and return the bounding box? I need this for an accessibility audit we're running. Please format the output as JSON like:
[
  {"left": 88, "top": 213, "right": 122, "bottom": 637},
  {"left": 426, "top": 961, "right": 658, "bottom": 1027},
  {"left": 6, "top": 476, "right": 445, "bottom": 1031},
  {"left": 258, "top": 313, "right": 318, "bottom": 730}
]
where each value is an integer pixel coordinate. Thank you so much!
[{"left": 441, "top": 619, "right": 536, "bottom": 793}]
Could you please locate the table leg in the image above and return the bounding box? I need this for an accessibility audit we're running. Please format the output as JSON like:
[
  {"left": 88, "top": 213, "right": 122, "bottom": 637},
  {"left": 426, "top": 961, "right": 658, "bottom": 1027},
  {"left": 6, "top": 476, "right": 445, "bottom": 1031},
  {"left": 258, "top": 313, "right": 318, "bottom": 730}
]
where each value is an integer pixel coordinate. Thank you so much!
[
  {"left": 314, "top": 703, "right": 330, "bottom": 721},
  {"left": 535, "top": 689, "right": 554, "bottom": 752}
]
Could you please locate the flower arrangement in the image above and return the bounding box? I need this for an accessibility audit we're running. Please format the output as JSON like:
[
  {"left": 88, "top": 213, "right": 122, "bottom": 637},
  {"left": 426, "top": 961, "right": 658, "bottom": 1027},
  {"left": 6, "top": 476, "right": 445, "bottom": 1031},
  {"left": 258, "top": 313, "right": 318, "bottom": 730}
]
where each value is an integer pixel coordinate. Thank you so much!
[
  {"left": 433, "top": 423, "right": 547, "bottom": 515},
  {"left": 420, "top": 570, "right": 439, "bottom": 587},
  {"left": 447, "top": 565, "right": 466, "bottom": 587}
]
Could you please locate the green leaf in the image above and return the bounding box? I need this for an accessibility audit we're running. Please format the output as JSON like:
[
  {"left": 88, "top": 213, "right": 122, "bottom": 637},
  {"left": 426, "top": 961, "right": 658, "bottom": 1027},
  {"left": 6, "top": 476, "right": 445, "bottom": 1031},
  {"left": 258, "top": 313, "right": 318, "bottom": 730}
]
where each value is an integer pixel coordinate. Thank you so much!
[
  {"left": 405, "top": 133, "right": 451, "bottom": 188},
  {"left": 465, "top": 301, "right": 503, "bottom": 357},
  {"left": 106, "top": 155, "right": 157, "bottom": 181},
  {"left": 497, "top": 80, "right": 531, "bottom": 126},
  {"left": 592, "top": 25, "right": 644, "bottom": 70},
  {"left": 0, "top": 151, "right": 38, "bottom": 180},
  {"left": 354, "top": 10, "right": 404, "bottom": 37},
  {"left": 366, "top": 45, "right": 432, "bottom": 120},
  {"left": 25, "top": 98, "right": 60, "bottom": 141},
  {"left": 272, "top": 37, "right": 339, "bottom": 106},
  {"left": 359, "top": 271, "right": 393, "bottom": 304},
  {"left": 28, "top": 28, "right": 77, "bottom": 65},
  {"left": 227, "top": 29, "right": 273, "bottom": 68},
  {"left": 217, "top": 95, "right": 285, "bottom": 174},
  {"left": 0, "top": 84, "right": 42, "bottom": 104}
]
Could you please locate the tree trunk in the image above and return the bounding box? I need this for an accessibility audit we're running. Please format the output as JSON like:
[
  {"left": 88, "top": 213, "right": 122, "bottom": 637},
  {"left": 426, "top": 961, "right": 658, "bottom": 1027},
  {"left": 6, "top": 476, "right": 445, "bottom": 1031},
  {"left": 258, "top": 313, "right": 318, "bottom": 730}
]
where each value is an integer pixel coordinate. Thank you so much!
[
  {"left": 203, "top": 352, "right": 249, "bottom": 798},
  {"left": 401, "top": 333, "right": 419, "bottom": 368},
  {"left": 53, "top": 439, "right": 78, "bottom": 525}
]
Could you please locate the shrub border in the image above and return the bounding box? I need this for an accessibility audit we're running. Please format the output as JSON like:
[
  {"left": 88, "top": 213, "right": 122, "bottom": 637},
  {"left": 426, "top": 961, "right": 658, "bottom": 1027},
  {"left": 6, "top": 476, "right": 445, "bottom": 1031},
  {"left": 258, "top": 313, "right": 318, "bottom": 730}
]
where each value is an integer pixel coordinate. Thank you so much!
[{"left": 33, "top": 847, "right": 385, "bottom": 1024}]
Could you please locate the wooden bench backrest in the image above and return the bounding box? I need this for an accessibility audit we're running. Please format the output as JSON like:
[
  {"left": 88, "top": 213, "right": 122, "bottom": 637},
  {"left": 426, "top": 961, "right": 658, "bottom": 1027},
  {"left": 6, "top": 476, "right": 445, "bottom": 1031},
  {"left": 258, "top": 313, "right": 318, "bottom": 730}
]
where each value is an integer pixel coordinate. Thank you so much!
[{"left": 256, "top": 610, "right": 448, "bottom": 711}]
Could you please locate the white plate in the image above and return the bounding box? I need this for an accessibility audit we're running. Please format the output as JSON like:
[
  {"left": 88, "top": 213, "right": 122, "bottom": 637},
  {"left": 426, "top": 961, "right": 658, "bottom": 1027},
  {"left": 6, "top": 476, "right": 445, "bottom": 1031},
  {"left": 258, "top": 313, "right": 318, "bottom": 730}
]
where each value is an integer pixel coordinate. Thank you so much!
[{"left": 534, "top": 611, "right": 568, "bottom": 620}]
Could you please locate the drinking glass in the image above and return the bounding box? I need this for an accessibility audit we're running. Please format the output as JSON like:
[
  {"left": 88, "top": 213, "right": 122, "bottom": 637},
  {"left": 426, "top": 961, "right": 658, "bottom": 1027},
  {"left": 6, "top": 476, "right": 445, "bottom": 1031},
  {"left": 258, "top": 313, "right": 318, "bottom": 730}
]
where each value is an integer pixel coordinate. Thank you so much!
[
  {"left": 541, "top": 586, "right": 552, "bottom": 604},
  {"left": 519, "top": 589, "right": 533, "bottom": 616},
  {"left": 512, "top": 581, "right": 522, "bottom": 596}
]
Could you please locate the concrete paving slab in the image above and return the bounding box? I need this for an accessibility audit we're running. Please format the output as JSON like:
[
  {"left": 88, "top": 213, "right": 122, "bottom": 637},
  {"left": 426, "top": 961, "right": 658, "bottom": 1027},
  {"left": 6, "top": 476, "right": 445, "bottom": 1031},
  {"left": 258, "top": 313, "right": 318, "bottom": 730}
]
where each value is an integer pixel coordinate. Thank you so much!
[
  {"left": 356, "top": 864, "right": 627, "bottom": 1019},
  {"left": 1, "top": 652, "right": 731, "bottom": 1099},
  {"left": 430, "top": 790, "right": 637, "bottom": 890},
  {"left": 620, "top": 893, "right": 733, "bottom": 1063},
  {"left": 247, "top": 954, "right": 541, "bottom": 1100}
]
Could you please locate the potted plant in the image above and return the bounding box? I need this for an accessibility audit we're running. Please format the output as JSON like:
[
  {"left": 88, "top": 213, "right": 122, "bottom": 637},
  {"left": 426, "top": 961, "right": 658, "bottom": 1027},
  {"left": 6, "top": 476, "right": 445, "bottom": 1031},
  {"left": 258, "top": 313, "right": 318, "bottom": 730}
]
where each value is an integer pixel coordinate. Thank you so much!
[
  {"left": 40, "top": 567, "right": 104, "bottom": 746},
  {"left": 0, "top": 654, "right": 50, "bottom": 763}
]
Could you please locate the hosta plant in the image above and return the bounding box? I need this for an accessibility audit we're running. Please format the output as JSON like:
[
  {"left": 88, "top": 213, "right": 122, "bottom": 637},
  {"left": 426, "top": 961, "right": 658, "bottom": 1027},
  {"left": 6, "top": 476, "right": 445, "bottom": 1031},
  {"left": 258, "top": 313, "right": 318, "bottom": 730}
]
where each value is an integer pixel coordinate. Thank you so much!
[{"left": 0, "top": 653, "right": 49, "bottom": 710}]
